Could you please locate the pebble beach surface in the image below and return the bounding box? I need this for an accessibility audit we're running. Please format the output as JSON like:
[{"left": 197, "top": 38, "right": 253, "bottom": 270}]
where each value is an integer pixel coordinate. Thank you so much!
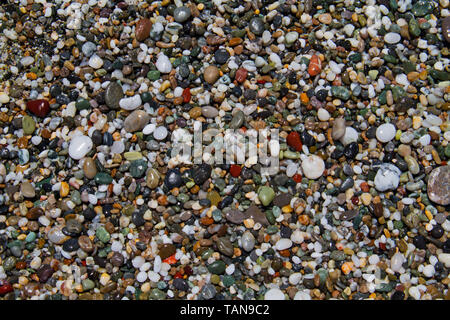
[{"left": 0, "top": 0, "right": 449, "bottom": 301}]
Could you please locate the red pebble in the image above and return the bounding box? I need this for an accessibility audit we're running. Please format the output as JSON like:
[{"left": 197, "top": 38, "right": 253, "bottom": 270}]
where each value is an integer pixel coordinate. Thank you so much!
[
  {"left": 292, "top": 173, "right": 302, "bottom": 183},
  {"left": 174, "top": 271, "right": 183, "bottom": 279},
  {"left": 182, "top": 87, "right": 191, "bottom": 103},
  {"left": 235, "top": 68, "right": 248, "bottom": 83},
  {"left": 286, "top": 131, "right": 303, "bottom": 151},
  {"left": 27, "top": 99, "right": 50, "bottom": 117},
  {"left": 308, "top": 54, "right": 321, "bottom": 76},
  {"left": 229, "top": 164, "right": 242, "bottom": 177},
  {"left": 0, "top": 283, "right": 13, "bottom": 295},
  {"left": 351, "top": 196, "right": 359, "bottom": 205},
  {"left": 163, "top": 254, "right": 177, "bottom": 265}
]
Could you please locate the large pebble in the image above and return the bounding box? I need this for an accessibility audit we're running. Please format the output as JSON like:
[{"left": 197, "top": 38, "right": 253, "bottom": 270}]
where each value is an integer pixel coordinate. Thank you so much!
[
  {"left": 105, "top": 82, "right": 124, "bottom": 110},
  {"left": 203, "top": 66, "right": 220, "bottom": 84},
  {"left": 275, "top": 238, "right": 292, "bottom": 251},
  {"left": 376, "top": 123, "right": 396, "bottom": 143},
  {"left": 68, "top": 135, "right": 93, "bottom": 160},
  {"left": 155, "top": 54, "right": 172, "bottom": 73},
  {"left": 332, "top": 118, "right": 346, "bottom": 140},
  {"left": 241, "top": 231, "right": 255, "bottom": 252},
  {"left": 119, "top": 95, "right": 142, "bottom": 110},
  {"left": 264, "top": 288, "right": 285, "bottom": 300},
  {"left": 21, "top": 181, "right": 35, "bottom": 198},
  {"left": 123, "top": 110, "right": 150, "bottom": 132},
  {"left": 427, "top": 166, "right": 450, "bottom": 205},
  {"left": 301, "top": 155, "right": 325, "bottom": 179},
  {"left": 340, "top": 127, "right": 358, "bottom": 145},
  {"left": 374, "top": 163, "right": 401, "bottom": 192},
  {"left": 135, "top": 18, "right": 152, "bottom": 41}
]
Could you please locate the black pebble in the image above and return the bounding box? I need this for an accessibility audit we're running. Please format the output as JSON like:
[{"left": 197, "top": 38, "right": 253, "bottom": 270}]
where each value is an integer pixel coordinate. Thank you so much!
[
  {"left": 165, "top": 169, "right": 183, "bottom": 189},
  {"left": 413, "top": 235, "right": 427, "bottom": 249},
  {"left": 62, "top": 238, "right": 79, "bottom": 252},
  {"left": 344, "top": 142, "right": 358, "bottom": 159}
]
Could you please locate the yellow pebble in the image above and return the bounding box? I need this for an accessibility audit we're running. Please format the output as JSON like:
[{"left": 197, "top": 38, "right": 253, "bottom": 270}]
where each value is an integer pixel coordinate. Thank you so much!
[
  {"left": 17, "top": 234, "right": 27, "bottom": 241},
  {"left": 141, "top": 282, "right": 151, "bottom": 293},
  {"left": 343, "top": 247, "right": 354, "bottom": 255},
  {"left": 60, "top": 181, "right": 70, "bottom": 197},
  {"left": 243, "top": 218, "right": 255, "bottom": 229},
  {"left": 281, "top": 205, "right": 293, "bottom": 213},
  {"left": 383, "top": 228, "right": 391, "bottom": 238},
  {"left": 159, "top": 80, "right": 171, "bottom": 93},
  {"left": 412, "top": 116, "right": 422, "bottom": 129},
  {"left": 425, "top": 210, "right": 433, "bottom": 221},
  {"left": 197, "top": 3, "right": 204, "bottom": 10},
  {"left": 361, "top": 193, "right": 372, "bottom": 206}
]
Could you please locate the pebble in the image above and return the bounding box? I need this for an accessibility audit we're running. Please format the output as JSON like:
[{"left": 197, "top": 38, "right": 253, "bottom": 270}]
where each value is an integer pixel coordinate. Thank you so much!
[
  {"left": 384, "top": 32, "right": 401, "bottom": 44},
  {"left": 301, "top": 155, "right": 325, "bottom": 179},
  {"left": 374, "top": 163, "right": 401, "bottom": 192},
  {"left": 376, "top": 123, "right": 396, "bottom": 143},
  {"left": 275, "top": 238, "right": 292, "bottom": 251},
  {"left": 105, "top": 82, "right": 124, "bottom": 110},
  {"left": 123, "top": 110, "right": 150, "bottom": 132},
  {"left": 83, "top": 157, "right": 97, "bottom": 179},
  {"left": 203, "top": 66, "right": 220, "bottom": 84},
  {"left": 241, "top": 231, "right": 255, "bottom": 252},
  {"left": 264, "top": 288, "right": 285, "bottom": 300},
  {"left": 258, "top": 186, "right": 275, "bottom": 206},
  {"left": 119, "top": 95, "right": 142, "bottom": 111},
  {"left": 21, "top": 181, "right": 35, "bottom": 198},
  {"left": 153, "top": 126, "right": 168, "bottom": 140},
  {"left": 135, "top": 18, "right": 152, "bottom": 41},
  {"left": 174, "top": 7, "right": 191, "bottom": 23},
  {"left": 68, "top": 135, "right": 93, "bottom": 160},
  {"left": 155, "top": 54, "right": 172, "bottom": 73},
  {"left": 427, "top": 166, "right": 450, "bottom": 205}
]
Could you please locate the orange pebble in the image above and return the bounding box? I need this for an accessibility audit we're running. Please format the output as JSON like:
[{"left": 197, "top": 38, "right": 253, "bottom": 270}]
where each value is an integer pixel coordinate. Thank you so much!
[
  {"left": 200, "top": 216, "right": 214, "bottom": 226},
  {"left": 308, "top": 54, "right": 321, "bottom": 76},
  {"left": 360, "top": 182, "right": 370, "bottom": 192},
  {"left": 298, "top": 215, "right": 310, "bottom": 225},
  {"left": 341, "top": 262, "right": 354, "bottom": 275},
  {"left": 300, "top": 92, "right": 309, "bottom": 104}
]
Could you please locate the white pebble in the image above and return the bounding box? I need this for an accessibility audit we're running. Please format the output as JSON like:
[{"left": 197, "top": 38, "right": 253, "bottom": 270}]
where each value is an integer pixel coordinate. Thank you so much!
[
  {"left": 376, "top": 123, "right": 396, "bottom": 143},
  {"left": 264, "top": 288, "right": 285, "bottom": 300}
]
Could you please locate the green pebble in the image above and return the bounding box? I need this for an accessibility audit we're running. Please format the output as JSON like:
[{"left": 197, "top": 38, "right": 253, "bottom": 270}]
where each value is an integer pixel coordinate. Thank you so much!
[
  {"left": 25, "top": 232, "right": 36, "bottom": 243},
  {"left": 266, "top": 225, "right": 278, "bottom": 234},
  {"left": 149, "top": 288, "right": 166, "bottom": 300},
  {"left": 96, "top": 226, "right": 110, "bottom": 243},
  {"left": 22, "top": 115, "right": 36, "bottom": 135},
  {"left": 82, "top": 279, "right": 95, "bottom": 291},
  {"left": 331, "top": 86, "right": 351, "bottom": 100},
  {"left": 141, "top": 92, "right": 152, "bottom": 103},
  {"left": 283, "top": 150, "right": 300, "bottom": 159},
  {"left": 409, "top": 18, "right": 421, "bottom": 37},
  {"left": 147, "top": 70, "right": 161, "bottom": 81},
  {"left": 207, "top": 260, "right": 226, "bottom": 274},
  {"left": 265, "top": 210, "right": 276, "bottom": 225},
  {"left": 94, "top": 172, "right": 113, "bottom": 184},
  {"left": 222, "top": 275, "right": 235, "bottom": 287},
  {"left": 129, "top": 159, "right": 148, "bottom": 178},
  {"left": 75, "top": 98, "right": 90, "bottom": 110},
  {"left": 2, "top": 256, "right": 16, "bottom": 271},
  {"left": 258, "top": 186, "right": 275, "bottom": 206}
]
